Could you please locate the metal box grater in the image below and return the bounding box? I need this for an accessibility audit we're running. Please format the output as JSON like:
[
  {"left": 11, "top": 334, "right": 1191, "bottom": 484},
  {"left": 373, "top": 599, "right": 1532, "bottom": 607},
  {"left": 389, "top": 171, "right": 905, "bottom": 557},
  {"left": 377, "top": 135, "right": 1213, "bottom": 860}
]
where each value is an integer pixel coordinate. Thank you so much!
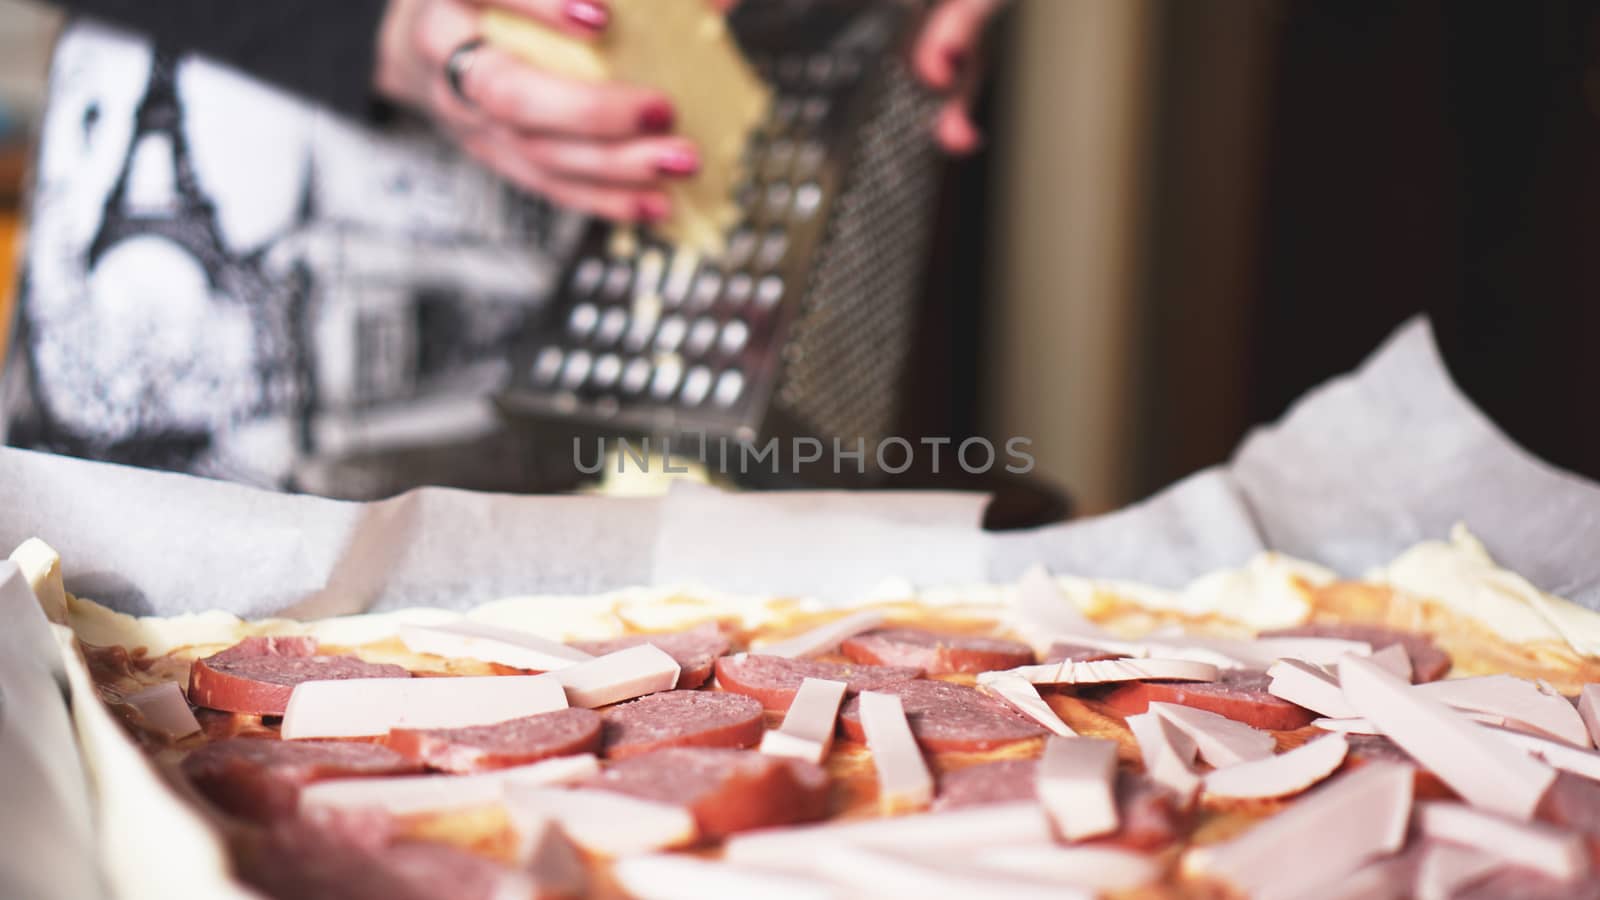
[{"left": 496, "top": 0, "right": 942, "bottom": 482}]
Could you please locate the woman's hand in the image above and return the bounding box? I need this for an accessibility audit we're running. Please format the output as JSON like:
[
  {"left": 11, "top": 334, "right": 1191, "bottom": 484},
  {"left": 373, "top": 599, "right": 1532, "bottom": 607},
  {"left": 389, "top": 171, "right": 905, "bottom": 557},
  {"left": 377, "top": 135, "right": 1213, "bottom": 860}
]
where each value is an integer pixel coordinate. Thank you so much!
[
  {"left": 910, "top": 0, "right": 1008, "bottom": 155},
  {"left": 374, "top": 0, "right": 698, "bottom": 222}
]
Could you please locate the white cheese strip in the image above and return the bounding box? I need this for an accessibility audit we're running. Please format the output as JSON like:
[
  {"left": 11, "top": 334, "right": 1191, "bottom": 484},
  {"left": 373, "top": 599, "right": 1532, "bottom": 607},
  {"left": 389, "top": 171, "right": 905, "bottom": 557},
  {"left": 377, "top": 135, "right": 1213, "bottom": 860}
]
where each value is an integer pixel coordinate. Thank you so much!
[
  {"left": 1016, "top": 564, "right": 1112, "bottom": 642},
  {"left": 1366, "top": 644, "right": 1412, "bottom": 681},
  {"left": 1159, "top": 635, "right": 1372, "bottom": 670},
  {"left": 857, "top": 691, "right": 933, "bottom": 814},
  {"left": 611, "top": 854, "right": 838, "bottom": 900},
  {"left": 299, "top": 754, "right": 599, "bottom": 816},
  {"left": 754, "top": 610, "right": 886, "bottom": 659},
  {"left": 122, "top": 681, "right": 200, "bottom": 738},
  {"left": 1184, "top": 762, "right": 1414, "bottom": 899},
  {"left": 1293, "top": 854, "right": 1414, "bottom": 900},
  {"left": 1125, "top": 711, "right": 1201, "bottom": 800},
  {"left": 996, "top": 657, "right": 1219, "bottom": 686},
  {"left": 1340, "top": 655, "right": 1555, "bottom": 820},
  {"left": 1268, "top": 659, "right": 1357, "bottom": 719},
  {"left": 968, "top": 845, "right": 1161, "bottom": 893},
  {"left": 1580, "top": 684, "right": 1600, "bottom": 747},
  {"left": 1038, "top": 736, "right": 1119, "bottom": 841},
  {"left": 399, "top": 621, "right": 593, "bottom": 672},
  {"left": 1415, "top": 801, "right": 1587, "bottom": 881},
  {"left": 505, "top": 786, "right": 697, "bottom": 856},
  {"left": 553, "top": 644, "right": 680, "bottom": 708},
  {"left": 1149, "top": 701, "right": 1276, "bottom": 767},
  {"left": 1488, "top": 725, "right": 1600, "bottom": 782},
  {"left": 724, "top": 802, "right": 1051, "bottom": 870},
  {"left": 1314, "top": 711, "right": 1506, "bottom": 735},
  {"left": 760, "top": 677, "right": 847, "bottom": 764},
  {"left": 1203, "top": 734, "right": 1349, "bottom": 800},
  {"left": 1414, "top": 841, "right": 1502, "bottom": 900},
  {"left": 508, "top": 814, "right": 589, "bottom": 898},
  {"left": 816, "top": 845, "right": 1086, "bottom": 900},
  {"left": 281, "top": 674, "right": 567, "bottom": 739},
  {"left": 978, "top": 673, "right": 1076, "bottom": 737},
  {"left": 1415, "top": 675, "right": 1591, "bottom": 748}
]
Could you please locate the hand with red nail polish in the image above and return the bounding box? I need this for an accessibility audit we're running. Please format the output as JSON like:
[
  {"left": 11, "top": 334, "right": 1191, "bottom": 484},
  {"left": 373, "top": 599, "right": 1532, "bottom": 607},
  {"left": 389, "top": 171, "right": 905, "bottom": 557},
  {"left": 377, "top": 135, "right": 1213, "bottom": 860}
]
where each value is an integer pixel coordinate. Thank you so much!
[
  {"left": 374, "top": 0, "right": 711, "bottom": 224},
  {"left": 909, "top": 0, "right": 1008, "bottom": 155}
]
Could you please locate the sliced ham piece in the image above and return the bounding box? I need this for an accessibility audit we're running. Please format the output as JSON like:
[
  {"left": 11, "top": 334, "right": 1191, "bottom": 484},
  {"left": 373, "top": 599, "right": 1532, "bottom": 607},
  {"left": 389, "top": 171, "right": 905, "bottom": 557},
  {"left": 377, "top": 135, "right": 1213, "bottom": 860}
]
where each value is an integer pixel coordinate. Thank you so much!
[
  {"left": 123, "top": 681, "right": 201, "bottom": 739},
  {"left": 298, "top": 754, "right": 598, "bottom": 818},
  {"left": 753, "top": 611, "right": 886, "bottom": 659},
  {"left": 1415, "top": 801, "right": 1588, "bottom": 882},
  {"left": 610, "top": 854, "right": 835, "bottom": 900},
  {"left": 1265, "top": 623, "right": 1451, "bottom": 682},
  {"left": 1580, "top": 685, "right": 1600, "bottom": 748},
  {"left": 1455, "top": 868, "right": 1600, "bottom": 900},
  {"left": 572, "top": 623, "right": 730, "bottom": 689},
  {"left": 1268, "top": 659, "right": 1357, "bottom": 719},
  {"left": 1365, "top": 644, "right": 1413, "bottom": 682},
  {"left": 1103, "top": 669, "right": 1317, "bottom": 731},
  {"left": 398, "top": 621, "right": 593, "bottom": 673},
  {"left": 281, "top": 674, "right": 568, "bottom": 739},
  {"left": 976, "top": 673, "right": 1077, "bottom": 737},
  {"left": 967, "top": 845, "right": 1161, "bottom": 893},
  {"left": 1489, "top": 726, "right": 1600, "bottom": 784},
  {"left": 759, "top": 677, "right": 848, "bottom": 764},
  {"left": 724, "top": 802, "right": 1052, "bottom": 870},
  {"left": 840, "top": 627, "right": 1034, "bottom": 675},
  {"left": 932, "top": 759, "right": 1185, "bottom": 851},
  {"left": 839, "top": 679, "right": 1047, "bottom": 753},
  {"left": 1037, "top": 737, "right": 1119, "bottom": 842},
  {"left": 1202, "top": 733, "right": 1349, "bottom": 800},
  {"left": 857, "top": 691, "right": 934, "bottom": 814},
  {"left": 1536, "top": 771, "right": 1600, "bottom": 840},
  {"left": 1339, "top": 655, "right": 1556, "bottom": 820},
  {"left": 1414, "top": 841, "right": 1503, "bottom": 900},
  {"left": 999, "top": 657, "right": 1219, "bottom": 686},
  {"left": 816, "top": 845, "right": 1079, "bottom": 900},
  {"left": 1184, "top": 762, "right": 1414, "bottom": 898},
  {"left": 1416, "top": 675, "right": 1591, "bottom": 748},
  {"left": 552, "top": 644, "right": 681, "bottom": 708},
  {"left": 1043, "top": 643, "right": 1125, "bottom": 664},
  {"left": 1125, "top": 711, "right": 1201, "bottom": 801},
  {"left": 1148, "top": 701, "right": 1276, "bottom": 767},
  {"left": 506, "top": 785, "right": 698, "bottom": 856}
]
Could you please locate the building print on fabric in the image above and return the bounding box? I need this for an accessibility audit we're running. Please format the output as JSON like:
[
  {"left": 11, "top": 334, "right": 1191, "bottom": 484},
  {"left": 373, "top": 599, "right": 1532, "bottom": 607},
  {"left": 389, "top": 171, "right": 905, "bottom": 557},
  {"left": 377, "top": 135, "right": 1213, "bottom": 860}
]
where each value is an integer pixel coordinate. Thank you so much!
[{"left": 11, "top": 22, "right": 581, "bottom": 489}]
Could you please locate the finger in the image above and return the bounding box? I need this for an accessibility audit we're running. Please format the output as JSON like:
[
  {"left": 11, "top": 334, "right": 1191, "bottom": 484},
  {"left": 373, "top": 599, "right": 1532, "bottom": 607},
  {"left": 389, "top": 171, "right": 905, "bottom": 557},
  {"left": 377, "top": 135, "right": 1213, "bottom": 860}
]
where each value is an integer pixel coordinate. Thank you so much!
[
  {"left": 461, "top": 46, "right": 676, "bottom": 139},
  {"left": 515, "top": 135, "right": 701, "bottom": 186},
  {"left": 466, "top": 0, "right": 610, "bottom": 36},
  {"left": 460, "top": 129, "right": 673, "bottom": 222},
  {"left": 936, "top": 100, "right": 983, "bottom": 156},
  {"left": 913, "top": 0, "right": 1004, "bottom": 91}
]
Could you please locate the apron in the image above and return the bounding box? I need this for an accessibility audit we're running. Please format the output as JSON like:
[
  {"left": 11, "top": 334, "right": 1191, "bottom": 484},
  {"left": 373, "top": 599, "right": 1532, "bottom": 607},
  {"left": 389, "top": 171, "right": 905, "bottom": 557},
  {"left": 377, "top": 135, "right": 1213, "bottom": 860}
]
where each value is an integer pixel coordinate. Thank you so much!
[{"left": 6, "top": 20, "right": 586, "bottom": 496}]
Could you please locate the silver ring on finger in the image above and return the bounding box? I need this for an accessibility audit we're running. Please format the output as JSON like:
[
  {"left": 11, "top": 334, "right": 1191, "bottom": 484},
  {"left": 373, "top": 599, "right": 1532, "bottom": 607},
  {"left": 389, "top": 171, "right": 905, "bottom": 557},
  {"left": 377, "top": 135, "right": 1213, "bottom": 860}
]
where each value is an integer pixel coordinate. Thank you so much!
[{"left": 445, "top": 37, "right": 487, "bottom": 108}]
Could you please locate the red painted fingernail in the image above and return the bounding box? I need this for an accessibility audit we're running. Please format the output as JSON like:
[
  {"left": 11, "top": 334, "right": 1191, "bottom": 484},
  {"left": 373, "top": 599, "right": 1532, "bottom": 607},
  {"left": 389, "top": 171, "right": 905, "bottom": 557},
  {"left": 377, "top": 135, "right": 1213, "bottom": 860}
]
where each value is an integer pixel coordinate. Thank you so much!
[
  {"left": 564, "top": 0, "right": 609, "bottom": 31},
  {"left": 639, "top": 100, "right": 675, "bottom": 134},
  {"left": 656, "top": 149, "right": 700, "bottom": 177},
  {"left": 636, "top": 196, "right": 670, "bottom": 222}
]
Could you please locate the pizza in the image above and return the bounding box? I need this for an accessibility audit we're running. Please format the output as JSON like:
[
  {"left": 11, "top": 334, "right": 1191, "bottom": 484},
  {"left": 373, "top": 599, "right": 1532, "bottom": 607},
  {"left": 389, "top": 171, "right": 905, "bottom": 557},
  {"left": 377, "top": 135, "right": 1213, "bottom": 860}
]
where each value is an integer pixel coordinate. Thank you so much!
[{"left": 22, "top": 525, "right": 1600, "bottom": 900}]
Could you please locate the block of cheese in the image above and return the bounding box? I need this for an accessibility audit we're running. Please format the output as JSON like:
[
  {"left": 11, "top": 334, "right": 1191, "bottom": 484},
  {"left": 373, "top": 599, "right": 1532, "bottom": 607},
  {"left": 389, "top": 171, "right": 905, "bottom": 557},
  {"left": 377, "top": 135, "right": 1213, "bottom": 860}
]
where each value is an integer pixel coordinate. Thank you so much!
[
  {"left": 755, "top": 611, "right": 887, "bottom": 659},
  {"left": 1037, "top": 737, "right": 1119, "bottom": 842},
  {"left": 399, "top": 621, "right": 593, "bottom": 672},
  {"left": 1488, "top": 725, "right": 1600, "bottom": 782},
  {"left": 507, "top": 786, "right": 698, "bottom": 856},
  {"left": 977, "top": 673, "right": 1076, "bottom": 737},
  {"left": 857, "top": 691, "right": 933, "bottom": 814},
  {"left": 482, "top": 0, "right": 771, "bottom": 256},
  {"left": 123, "top": 681, "right": 201, "bottom": 739},
  {"left": 1149, "top": 701, "right": 1275, "bottom": 767},
  {"left": 298, "top": 754, "right": 599, "bottom": 816},
  {"left": 1202, "top": 734, "right": 1349, "bottom": 800},
  {"left": 1267, "top": 658, "right": 1356, "bottom": 719},
  {"left": 1124, "top": 712, "right": 1201, "bottom": 800},
  {"left": 1415, "top": 801, "right": 1587, "bottom": 881},
  {"left": 1414, "top": 842, "right": 1503, "bottom": 900},
  {"left": 760, "top": 677, "right": 847, "bottom": 764},
  {"left": 1415, "top": 674, "right": 1591, "bottom": 748},
  {"left": 554, "top": 644, "right": 681, "bottom": 708},
  {"left": 280, "top": 674, "right": 566, "bottom": 739}
]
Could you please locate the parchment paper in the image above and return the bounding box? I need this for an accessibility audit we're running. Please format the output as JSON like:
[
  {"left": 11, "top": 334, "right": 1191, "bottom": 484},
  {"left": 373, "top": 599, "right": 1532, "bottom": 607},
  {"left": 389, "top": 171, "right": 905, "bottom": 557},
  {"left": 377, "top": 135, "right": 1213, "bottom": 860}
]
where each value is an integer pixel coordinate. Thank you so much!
[{"left": 5, "top": 316, "right": 1600, "bottom": 900}]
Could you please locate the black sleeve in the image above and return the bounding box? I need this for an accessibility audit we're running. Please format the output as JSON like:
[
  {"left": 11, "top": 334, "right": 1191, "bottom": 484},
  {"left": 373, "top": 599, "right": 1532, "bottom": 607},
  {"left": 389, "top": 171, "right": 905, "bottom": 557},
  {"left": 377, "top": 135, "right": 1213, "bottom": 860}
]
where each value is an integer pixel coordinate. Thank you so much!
[{"left": 50, "top": 0, "right": 393, "bottom": 120}]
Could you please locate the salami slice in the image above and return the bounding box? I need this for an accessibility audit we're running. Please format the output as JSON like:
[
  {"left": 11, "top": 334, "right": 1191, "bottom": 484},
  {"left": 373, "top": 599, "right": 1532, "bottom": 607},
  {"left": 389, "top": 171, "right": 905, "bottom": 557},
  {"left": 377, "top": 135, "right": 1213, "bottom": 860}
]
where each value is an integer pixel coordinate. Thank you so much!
[
  {"left": 839, "top": 627, "right": 1035, "bottom": 675},
  {"left": 1102, "top": 670, "right": 1316, "bottom": 731},
  {"left": 601, "top": 690, "right": 765, "bottom": 759},
  {"left": 932, "top": 760, "right": 1186, "bottom": 849},
  {"left": 584, "top": 747, "right": 829, "bottom": 839},
  {"left": 385, "top": 708, "right": 603, "bottom": 773},
  {"left": 838, "top": 679, "right": 1048, "bottom": 752},
  {"left": 573, "top": 623, "right": 731, "bottom": 689},
  {"left": 182, "top": 736, "right": 420, "bottom": 820},
  {"left": 1044, "top": 643, "right": 1126, "bottom": 664},
  {"left": 714, "top": 654, "right": 921, "bottom": 711},
  {"left": 189, "top": 636, "right": 410, "bottom": 716},
  {"left": 1263, "top": 623, "right": 1452, "bottom": 683}
]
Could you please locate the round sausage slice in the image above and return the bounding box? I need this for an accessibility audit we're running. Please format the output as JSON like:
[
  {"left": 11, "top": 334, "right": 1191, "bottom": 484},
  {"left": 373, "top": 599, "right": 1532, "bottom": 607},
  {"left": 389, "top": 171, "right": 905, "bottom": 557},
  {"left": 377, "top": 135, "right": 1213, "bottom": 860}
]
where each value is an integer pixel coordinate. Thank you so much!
[
  {"left": 1101, "top": 670, "right": 1315, "bottom": 731},
  {"left": 585, "top": 747, "right": 829, "bottom": 839},
  {"left": 601, "top": 690, "right": 764, "bottom": 759},
  {"left": 838, "top": 679, "right": 1047, "bottom": 752},
  {"left": 385, "top": 708, "right": 602, "bottom": 773},
  {"left": 839, "top": 627, "right": 1035, "bottom": 675},
  {"left": 713, "top": 654, "right": 922, "bottom": 712},
  {"left": 189, "top": 636, "right": 410, "bottom": 717},
  {"left": 182, "top": 736, "right": 420, "bottom": 820},
  {"left": 1263, "top": 623, "right": 1451, "bottom": 682},
  {"left": 932, "top": 759, "right": 1186, "bottom": 849},
  {"left": 573, "top": 623, "right": 731, "bottom": 689}
]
